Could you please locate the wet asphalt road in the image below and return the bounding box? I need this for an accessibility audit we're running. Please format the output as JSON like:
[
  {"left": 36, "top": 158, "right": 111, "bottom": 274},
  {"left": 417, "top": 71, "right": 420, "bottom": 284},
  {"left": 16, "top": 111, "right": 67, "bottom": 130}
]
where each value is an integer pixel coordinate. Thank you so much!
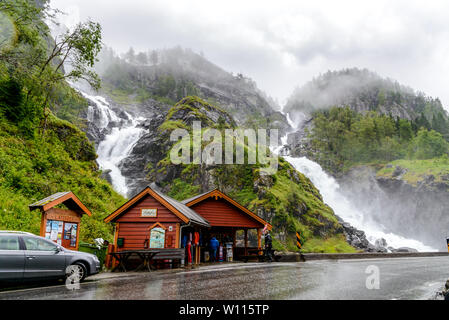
[{"left": 1, "top": 256, "right": 448, "bottom": 300}]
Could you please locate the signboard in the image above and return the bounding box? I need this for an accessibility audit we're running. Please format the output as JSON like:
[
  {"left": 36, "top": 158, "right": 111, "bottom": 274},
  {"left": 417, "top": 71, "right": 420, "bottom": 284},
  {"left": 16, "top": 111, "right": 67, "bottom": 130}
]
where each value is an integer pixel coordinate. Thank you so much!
[
  {"left": 64, "top": 223, "right": 78, "bottom": 247},
  {"left": 141, "top": 208, "right": 157, "bottom": 217},
  {"left": 149, "top": 227, "right": 165, "bottom": 248}
]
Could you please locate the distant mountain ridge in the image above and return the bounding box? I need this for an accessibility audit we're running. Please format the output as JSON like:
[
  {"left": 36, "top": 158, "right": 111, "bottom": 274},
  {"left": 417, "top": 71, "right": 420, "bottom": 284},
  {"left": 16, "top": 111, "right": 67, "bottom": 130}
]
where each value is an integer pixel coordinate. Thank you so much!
[
  {"left": 285, "top": 68, "right": 448, "bottom": 123},
  {"left": 95, "top": 46, "right": 290, "bottom": 136}
]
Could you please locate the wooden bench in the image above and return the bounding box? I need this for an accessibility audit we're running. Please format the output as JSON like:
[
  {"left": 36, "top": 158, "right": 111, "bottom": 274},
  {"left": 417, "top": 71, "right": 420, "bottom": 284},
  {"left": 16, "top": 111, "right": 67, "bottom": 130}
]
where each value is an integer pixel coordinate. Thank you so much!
[
  {"left": 238, "top": 249, "right": 281, "bottom": 263},
  {"left": 151, "top": 248, "right": 185, "bottom": 269}
]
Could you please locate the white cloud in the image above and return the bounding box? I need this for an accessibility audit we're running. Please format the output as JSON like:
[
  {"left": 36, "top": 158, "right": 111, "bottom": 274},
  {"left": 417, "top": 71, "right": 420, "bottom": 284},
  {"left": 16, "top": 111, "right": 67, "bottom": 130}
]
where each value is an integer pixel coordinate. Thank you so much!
[{"left": 50, "top": 0, "right": 449, "bottom": 109}]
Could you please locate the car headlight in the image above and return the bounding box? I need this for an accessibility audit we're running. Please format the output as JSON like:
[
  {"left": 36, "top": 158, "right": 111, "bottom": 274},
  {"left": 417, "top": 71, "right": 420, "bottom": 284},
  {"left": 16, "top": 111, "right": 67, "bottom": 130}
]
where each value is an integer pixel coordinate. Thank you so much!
[{"left": 92, "top": 255, "right": 100, "bottom": 263}]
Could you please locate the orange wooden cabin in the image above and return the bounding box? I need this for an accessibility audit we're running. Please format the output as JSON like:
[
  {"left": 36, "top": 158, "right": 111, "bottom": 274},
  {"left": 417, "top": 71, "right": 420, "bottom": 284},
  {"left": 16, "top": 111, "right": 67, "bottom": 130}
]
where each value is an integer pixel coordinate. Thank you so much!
[
  {"left": 104, "top": 186, "right": 272, "bottom": 264},
  {"left": 29, "top": 191, "right": 92, "bottom": 250}
]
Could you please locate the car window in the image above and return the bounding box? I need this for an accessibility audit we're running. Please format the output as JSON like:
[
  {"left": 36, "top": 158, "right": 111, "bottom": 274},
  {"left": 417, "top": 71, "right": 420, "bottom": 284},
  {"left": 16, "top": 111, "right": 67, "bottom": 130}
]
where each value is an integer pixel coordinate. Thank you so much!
[
  {"left": 0, "top": 235, "right": 20, "bottom": 250},
  {"left": 23, "top": 237, "right": 57, "bottom": 251}
]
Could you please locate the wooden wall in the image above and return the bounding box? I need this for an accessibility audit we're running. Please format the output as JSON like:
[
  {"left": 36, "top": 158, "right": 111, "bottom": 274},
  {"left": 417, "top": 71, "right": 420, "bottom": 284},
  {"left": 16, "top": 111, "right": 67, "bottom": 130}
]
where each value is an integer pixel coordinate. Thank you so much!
[
  {"left": 117, "top": 222, "right": 179, "bottom": 251},
  {"left": 115, "top": 194, "right": 181, "bottom": 251},
  {"left": 190, "top": 197, "right": 262, "bottom": 228}
]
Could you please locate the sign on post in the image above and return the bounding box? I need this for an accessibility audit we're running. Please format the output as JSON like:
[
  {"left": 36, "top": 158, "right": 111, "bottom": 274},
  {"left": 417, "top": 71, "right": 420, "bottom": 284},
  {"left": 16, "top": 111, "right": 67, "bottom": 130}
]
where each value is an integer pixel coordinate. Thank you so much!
[{"left": 296, "top": 231, "right": 302, "bottom": 250}]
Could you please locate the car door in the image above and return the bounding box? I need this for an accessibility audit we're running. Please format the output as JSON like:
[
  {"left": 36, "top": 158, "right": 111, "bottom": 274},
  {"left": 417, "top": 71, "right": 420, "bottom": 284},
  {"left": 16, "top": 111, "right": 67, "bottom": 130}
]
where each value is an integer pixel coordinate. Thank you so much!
[
  {"left": 0, "top": 235, "right": 25, "bottom": 281},
  {"left": 22, "top": 236, "right": 66, "bottom": 279}
]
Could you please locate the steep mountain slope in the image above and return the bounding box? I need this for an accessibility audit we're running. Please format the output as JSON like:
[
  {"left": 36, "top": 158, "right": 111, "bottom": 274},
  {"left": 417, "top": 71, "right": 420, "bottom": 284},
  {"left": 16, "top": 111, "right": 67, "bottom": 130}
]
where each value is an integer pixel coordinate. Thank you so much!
[
  {"left": 75, "top": 54, "right": 354, "bottom": 252},
  {"left": 95, "top": 46, "right": 290, "bottom": 137},
  {"left": 132, "top": 95, "right": 354, "bottom": 252},
  {"left": 282, "top": 68, "right": 449, "bottom": 251}
]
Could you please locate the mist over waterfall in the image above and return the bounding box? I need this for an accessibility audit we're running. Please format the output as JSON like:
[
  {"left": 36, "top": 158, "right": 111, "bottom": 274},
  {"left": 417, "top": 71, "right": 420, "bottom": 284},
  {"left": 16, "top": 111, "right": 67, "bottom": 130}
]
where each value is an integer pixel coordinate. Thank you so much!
[
  {"left": 80, "top": 91, "right": 146, "bottom": 197},
  {"left": 278, "top": 111, "right": 436, "bottom": 252},
  {"left": 284, "top": 156, "right": 435, "bottom": 251}
]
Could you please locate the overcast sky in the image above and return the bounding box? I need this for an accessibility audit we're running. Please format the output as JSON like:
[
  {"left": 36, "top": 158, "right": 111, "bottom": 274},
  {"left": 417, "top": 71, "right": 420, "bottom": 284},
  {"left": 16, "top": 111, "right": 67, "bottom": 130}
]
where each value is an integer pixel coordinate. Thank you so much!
[{"left": 50, "top": 0, "right": 449, "bottom": 109}]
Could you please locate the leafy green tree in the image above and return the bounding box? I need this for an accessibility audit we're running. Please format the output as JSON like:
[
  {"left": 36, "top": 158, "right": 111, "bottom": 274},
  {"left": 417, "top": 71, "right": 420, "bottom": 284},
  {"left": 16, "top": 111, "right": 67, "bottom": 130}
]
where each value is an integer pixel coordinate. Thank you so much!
[
  {"left": 398, "top": 119, "right": 413, "bottom": 142},
  {"left": 0, "top": 0, "right": 102, "bottom": 134},
  {"left": 409, "top": 129, "right": 449, "bottom": 159}
]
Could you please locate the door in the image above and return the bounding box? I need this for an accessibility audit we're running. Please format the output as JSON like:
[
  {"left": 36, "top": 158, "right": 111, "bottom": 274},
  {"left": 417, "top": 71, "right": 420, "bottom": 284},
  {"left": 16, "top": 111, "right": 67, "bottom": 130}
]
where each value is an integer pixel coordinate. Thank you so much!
[
  {"left": 0, "top": 235, "right": 24, "bottom": 281},
  {"left": 22, "top": 236, "right": 66, "bottom": 279}
]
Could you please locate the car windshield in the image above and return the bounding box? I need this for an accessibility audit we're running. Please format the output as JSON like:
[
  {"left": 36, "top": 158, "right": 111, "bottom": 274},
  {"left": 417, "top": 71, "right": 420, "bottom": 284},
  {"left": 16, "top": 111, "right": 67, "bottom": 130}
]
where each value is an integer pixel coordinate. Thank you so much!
[{"left": 23, "top": 236, "right": 57, "bottom": 251}]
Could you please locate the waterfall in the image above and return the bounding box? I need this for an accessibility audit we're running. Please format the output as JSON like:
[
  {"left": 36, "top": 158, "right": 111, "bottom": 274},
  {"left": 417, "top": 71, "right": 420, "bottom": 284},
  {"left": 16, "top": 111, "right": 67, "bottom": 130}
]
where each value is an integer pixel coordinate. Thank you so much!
[
  {"left": 78, "top": 90, "right": 145, "bottom": 197},
  {"left": 277, "top": 111, "right": 436, "bottom": 252}
]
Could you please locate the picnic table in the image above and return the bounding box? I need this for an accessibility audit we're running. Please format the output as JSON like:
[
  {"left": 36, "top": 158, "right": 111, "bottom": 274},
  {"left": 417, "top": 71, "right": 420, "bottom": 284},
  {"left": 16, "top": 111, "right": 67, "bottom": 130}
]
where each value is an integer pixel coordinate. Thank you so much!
[{"left": 109, "top": 250, "right": 161, "bottom": 272}]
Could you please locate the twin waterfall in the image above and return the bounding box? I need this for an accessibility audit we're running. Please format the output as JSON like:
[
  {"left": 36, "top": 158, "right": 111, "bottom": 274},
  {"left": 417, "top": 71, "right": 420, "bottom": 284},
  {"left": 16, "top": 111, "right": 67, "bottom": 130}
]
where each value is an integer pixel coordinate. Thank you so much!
[{"left": 80, "top": 89, "right": 434, "bottom": 251}]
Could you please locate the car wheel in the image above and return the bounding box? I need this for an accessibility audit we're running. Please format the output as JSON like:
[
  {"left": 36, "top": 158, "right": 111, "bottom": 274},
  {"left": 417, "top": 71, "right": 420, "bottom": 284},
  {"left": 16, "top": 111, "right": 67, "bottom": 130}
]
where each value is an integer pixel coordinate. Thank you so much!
[{"left": 66, "top": 262, "right": 87, "bottom": 283}]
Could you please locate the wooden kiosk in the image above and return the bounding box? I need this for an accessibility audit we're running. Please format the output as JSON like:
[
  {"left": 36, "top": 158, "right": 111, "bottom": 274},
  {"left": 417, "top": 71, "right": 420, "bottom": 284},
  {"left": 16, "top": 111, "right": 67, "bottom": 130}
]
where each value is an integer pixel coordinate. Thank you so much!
[
  {"left": 104, "top": 186, "right": 272, "bottom": 268},
  {"left": 29, "top": 191, "right": 92, "bottom": 251}
]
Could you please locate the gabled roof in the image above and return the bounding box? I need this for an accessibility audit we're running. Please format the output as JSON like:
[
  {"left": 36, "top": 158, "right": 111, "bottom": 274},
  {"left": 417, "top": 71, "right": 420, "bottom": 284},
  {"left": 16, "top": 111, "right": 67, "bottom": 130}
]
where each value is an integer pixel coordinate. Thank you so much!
[
  {"left": 181, "top": 190, "right": 215, "bottom": 205},
  {"left": 104, "top": 186, "right": 210, "bottom": 227},
  {"left": 182, "top": 189, "right": 272, "bottom": 230},
  {"left": 29, "top": 191, "right": 92, "bottom": 216}
]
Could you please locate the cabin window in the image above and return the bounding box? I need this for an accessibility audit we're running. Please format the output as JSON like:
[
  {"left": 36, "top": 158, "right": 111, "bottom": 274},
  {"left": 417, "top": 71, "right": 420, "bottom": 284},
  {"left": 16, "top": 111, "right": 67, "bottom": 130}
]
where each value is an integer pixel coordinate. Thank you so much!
[
  {"left": 141, "top": 208, "right": 157, "bottom": 217},
  {"left": 149, "top": 227, "right": 165, "bottom": 248}
]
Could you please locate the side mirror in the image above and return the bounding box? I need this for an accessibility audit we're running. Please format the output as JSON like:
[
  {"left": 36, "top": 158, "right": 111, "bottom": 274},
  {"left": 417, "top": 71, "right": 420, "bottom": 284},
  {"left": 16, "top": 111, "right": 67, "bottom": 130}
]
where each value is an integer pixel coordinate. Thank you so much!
[{"left": 55, "top": 246, "right": 63, "bottom": 253}]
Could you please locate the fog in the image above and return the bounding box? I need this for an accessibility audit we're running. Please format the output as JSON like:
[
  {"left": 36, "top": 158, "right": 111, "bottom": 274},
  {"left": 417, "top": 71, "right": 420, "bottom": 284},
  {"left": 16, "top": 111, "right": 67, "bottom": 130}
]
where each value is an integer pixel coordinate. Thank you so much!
[{"left": 50, "top": 0, "right": 449, "bottom": 109}]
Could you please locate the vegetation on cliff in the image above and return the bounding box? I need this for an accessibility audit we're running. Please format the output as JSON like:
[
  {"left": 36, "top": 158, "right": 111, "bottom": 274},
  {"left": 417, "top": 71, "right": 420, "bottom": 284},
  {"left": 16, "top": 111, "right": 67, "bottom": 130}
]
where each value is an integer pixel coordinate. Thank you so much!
[
  {"left": 286, "top": 68, "right": 448, "bottom": 126},
  {"left": 0, "top": 0, "right": 124, "bottom": 242},
  {"left": 149, "top": 96, "right": 354, "bottom": 252},
  {"left": 306, "top": 107, "right": 449, "bottom": 175}
]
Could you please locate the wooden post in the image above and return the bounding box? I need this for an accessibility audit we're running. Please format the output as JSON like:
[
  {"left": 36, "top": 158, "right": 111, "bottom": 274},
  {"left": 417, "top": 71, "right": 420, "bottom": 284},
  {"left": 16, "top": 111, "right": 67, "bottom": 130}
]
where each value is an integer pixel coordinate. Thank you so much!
[
  {"left": 257, "top": 228, "right": 262, "bottom": 254},
  {"left": 244, "top": 229, "right": 248, "bottom": 256},
  {"left": 112, "top": 224, "right": 119, "bottom": 269},
  {"left": 39, "top": 211, "right": 46, "bottom": 237},
  {"left": 105, "top": 244, "right": 114, "bottom": 269}
]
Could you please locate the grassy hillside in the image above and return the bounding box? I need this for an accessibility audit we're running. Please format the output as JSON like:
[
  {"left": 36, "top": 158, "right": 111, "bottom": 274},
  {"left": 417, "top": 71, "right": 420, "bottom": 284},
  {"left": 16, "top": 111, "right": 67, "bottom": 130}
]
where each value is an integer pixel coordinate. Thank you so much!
[
  {"left": 0, "top": 112, "right": 125, "bottom": 242},
  {"left": 0, "top": 0, "right": 124, "bottom": 242},
  {"left": 376, "top": 157, "right": 449, "bottom": 186}
]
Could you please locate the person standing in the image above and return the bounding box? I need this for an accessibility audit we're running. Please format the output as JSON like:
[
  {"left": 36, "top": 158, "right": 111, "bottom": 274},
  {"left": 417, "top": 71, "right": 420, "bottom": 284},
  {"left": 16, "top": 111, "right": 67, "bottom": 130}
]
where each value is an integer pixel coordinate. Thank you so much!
[
  {"left": 209, "top": 237, "right": 219, "bottom": 262},
  {"left": 264, "top": 229, "right": 273, "bottom": 262}
]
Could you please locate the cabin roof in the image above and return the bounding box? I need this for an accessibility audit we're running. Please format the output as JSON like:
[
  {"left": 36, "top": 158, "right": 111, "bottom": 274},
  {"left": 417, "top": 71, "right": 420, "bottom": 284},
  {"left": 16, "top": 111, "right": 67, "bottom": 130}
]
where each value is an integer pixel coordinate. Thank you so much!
[
  {"left": 182, "top": 189, "right": 272, "bottom": 230},
  {"left": 181, "top": 190, "right": 215, "bottom": 205},
  {"left": 151, "top": 188, "right": 210, "bottom": 227},
  {"left": 28, "top": 191, "right": 92, "bottom": 216},
  {"left": 104, "top": 186, "right": 210, "bottom": 227}
]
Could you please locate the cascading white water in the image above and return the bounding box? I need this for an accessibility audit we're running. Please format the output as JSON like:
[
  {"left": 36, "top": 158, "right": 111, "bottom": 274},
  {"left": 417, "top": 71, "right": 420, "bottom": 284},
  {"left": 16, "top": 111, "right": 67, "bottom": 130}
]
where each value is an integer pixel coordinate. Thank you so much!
[
  {"left": 278, "top": 111, "right": 436, "bottom": 252},
  {"left": 284, "top": 156, "right": 435, "bottom": 251},
  {"left": 79, "top": 90, "right": 145, "bottom": 197}
]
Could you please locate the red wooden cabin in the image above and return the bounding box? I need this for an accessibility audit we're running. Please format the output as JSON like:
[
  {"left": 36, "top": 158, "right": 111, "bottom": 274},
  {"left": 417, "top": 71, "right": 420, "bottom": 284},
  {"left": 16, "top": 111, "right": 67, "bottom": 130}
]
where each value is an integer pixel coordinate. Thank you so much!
[{"left": 104, "top": 186, "right": 272, "bottom": 265}]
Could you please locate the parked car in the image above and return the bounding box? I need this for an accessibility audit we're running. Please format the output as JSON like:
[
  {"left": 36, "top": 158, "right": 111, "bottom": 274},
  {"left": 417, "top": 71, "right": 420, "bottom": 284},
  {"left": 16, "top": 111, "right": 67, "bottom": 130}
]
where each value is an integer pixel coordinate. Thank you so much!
[{"left": 0, "top": 231, "right": 100, "bottom": 284}]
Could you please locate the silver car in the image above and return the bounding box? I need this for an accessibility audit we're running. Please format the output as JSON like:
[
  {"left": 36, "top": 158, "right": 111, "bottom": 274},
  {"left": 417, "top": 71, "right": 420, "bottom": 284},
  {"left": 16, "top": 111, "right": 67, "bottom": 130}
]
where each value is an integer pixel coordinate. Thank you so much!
[{"left": 0, "top": 231, "right": 100, "bottom": 283}]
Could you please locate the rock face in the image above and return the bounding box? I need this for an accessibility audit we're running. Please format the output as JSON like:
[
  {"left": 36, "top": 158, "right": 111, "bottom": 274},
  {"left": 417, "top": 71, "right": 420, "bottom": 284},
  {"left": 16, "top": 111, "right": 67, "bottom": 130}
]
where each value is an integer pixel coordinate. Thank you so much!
[
  {"left": 338, "top": 216, "right": 391, "bottom": 252},
  {"left": 338, "top": 216, "right": 371, "bottom": 251},
  {"left": 118, "top": 97, "right": 237, "bottom": 195}
]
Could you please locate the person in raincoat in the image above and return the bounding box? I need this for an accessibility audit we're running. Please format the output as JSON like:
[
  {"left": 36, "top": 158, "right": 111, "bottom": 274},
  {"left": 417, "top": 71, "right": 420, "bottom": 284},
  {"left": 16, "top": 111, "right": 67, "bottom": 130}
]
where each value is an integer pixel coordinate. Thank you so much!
[
  {"left": 209, "top": 237, "right": 219, "bottom": 262},
  {"left": 264, "top": 229, "right": 273, "bottom": 262}
]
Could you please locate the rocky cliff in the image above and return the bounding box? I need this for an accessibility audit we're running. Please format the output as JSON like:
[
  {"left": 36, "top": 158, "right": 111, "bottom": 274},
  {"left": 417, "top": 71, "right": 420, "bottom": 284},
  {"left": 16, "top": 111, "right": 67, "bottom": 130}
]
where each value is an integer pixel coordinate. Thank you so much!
[{"left": 337, "top": 163, "right": 449, "bottom": 251}]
